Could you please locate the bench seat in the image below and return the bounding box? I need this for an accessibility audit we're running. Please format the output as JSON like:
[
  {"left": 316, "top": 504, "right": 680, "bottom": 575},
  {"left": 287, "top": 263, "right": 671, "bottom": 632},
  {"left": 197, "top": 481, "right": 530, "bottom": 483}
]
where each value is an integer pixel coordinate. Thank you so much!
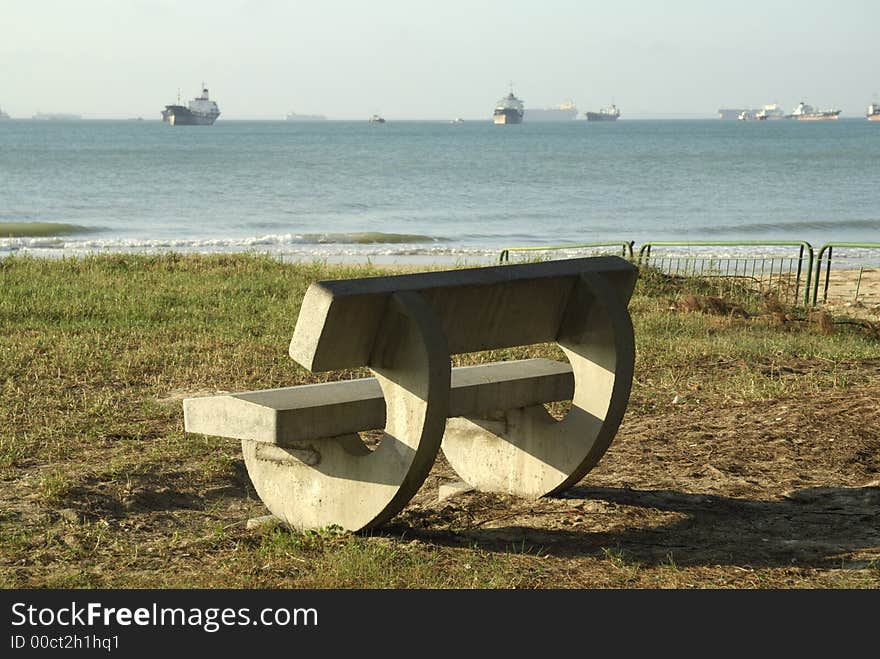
[{"left": 184, "top": 358, "right": 573, "bottom": 445}]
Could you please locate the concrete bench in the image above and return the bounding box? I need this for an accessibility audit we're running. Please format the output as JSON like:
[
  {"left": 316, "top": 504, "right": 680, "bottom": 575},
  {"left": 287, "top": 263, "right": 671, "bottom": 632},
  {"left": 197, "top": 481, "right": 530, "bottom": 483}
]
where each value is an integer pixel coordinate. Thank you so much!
[{"left": 184, "top": 257, "right": 637, "bottom": 531}]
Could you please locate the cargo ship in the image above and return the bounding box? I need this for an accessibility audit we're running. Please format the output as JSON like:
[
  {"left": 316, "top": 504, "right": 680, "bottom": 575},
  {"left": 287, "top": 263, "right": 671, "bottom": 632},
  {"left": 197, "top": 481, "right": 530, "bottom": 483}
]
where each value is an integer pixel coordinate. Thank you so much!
[
  {"left": 161, "top": 84, "right": 220, "bottom": 126},
  {"left": 585, "top": 104, "right": 620, "bottom": 121},
  {"left": 493, "top": 90, "right": 524, "bottom": 124},
  {"left": 286, "top": 111, "right": 327, "bottom": 121},
  {"left": 0, "top": 107, "right": 9, "bottom": 120},
  {"left": 868, "top": 102, "right": 880, "bottom": 121},
  {"left": 523, "top": 101, "right": 577, "bottom": 121},
  {"left": 32, "top": 113, "right": 81, "bottom": 120},
  {"left": 786, "top": 101, "right": 840, "bottom": 121}
]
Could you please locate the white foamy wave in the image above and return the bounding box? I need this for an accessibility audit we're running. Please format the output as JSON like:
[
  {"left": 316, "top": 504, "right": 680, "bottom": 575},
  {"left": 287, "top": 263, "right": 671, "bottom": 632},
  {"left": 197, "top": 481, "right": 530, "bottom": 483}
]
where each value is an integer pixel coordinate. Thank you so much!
[
  {"left": 2, "top": 231, "right": 447, "bottom": 250},
  {"left": 0, "top": 237, "right": 67, "bottom": 250},
  {"left": 0, "top": 233, "right": 502, "bottom": 265}
]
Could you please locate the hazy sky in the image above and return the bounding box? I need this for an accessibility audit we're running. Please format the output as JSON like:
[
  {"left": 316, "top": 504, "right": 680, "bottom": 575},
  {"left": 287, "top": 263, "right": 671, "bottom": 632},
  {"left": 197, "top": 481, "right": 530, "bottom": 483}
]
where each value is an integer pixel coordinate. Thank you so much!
[{"left": 2, "top": 0, "right": 878, "bottom": 119}]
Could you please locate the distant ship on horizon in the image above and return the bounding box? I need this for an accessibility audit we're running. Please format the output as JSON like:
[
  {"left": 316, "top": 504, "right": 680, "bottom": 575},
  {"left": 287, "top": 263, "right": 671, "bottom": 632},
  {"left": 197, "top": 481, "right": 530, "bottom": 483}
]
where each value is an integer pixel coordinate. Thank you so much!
[
  {"left": 286, "top": 111, "right": 327, "bottom": 121},
  {"left": 493, "top": 90, "right": 524, "bottom": 124},
  {"left": 161, "top": 84, "right": 220, "bottom": 126},
  {"left": 867, "top": 102, "right": 880, "bottom": 121},
  {"left": 718, "top": 107, "right": 757, "bottom": 120},
  {"left": 32, "top": 112, "right": 82, "bottom": 120},
  {"left": 0, "top": 107, "right": 9, "bottom": 120},
  {"left": 787, "top": 101, "right": 841, "bottom": 120},
  {"left": 585, "top": 104, "right": 620, "bottom": 122},
  {"left": 523, "top": 101, "right": 577, "bottom": 121},
  {"left": 737, "top": 104, "right": 786, "bottom": 120}
]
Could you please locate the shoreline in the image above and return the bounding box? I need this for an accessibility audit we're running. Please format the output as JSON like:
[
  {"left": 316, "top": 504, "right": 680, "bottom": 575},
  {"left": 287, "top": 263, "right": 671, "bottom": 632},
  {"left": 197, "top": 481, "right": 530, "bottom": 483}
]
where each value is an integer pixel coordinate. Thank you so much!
[{"left": 3, "top": 242, "right": 880, "bottom": 268}]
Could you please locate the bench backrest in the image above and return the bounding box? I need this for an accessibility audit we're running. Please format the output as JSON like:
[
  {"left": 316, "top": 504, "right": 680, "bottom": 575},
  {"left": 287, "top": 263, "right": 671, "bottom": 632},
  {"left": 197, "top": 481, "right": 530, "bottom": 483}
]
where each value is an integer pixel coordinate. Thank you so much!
[{"left": 290, "top": 257, "right": 637, "bottom": 372}]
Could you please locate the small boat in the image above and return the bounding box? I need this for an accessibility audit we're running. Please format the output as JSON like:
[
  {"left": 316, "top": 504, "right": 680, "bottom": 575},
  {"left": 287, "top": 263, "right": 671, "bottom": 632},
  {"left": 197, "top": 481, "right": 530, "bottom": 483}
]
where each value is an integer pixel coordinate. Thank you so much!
[
  {"left": 758, "top": 104, "right": 785, "bottom": 120},
  {"left": 369, "top": 114, "right": 386, "bottom": 123},
  {"left": 451, "top": 117, "right": 464, "bottom": 124},
  {"left": 868, "top": 102, "right": 880, "bottom": 121}
]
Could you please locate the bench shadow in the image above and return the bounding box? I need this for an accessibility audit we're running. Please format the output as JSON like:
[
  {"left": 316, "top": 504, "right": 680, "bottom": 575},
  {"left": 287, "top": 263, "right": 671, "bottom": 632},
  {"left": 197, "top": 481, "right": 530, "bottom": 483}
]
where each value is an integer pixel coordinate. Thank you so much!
[
  {"left": 388, "top": 484, "right": 880, "bottom": 569},
  {"left": 58, "top": 462, "right": 254, "bottom": 522}
]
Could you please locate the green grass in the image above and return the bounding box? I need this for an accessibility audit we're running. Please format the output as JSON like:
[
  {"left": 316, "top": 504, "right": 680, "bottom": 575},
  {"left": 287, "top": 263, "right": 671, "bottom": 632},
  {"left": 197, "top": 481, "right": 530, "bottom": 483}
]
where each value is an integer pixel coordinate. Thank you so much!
[{"left": 0, "top": 253, "right": 877, "bottom": 589}]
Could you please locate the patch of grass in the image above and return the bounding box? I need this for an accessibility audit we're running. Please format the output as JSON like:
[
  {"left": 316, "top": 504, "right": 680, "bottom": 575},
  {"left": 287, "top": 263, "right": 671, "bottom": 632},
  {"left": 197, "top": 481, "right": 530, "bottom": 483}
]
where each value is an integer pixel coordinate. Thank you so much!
[
  {"left": 37, "top": 471, "right": 77, "bottom": 503},
  {"left": 249, "top": 528, "right": 544, "bottom": 588},
  {"left": 602, "top": 546, "right": 642, "bottom": 585}
]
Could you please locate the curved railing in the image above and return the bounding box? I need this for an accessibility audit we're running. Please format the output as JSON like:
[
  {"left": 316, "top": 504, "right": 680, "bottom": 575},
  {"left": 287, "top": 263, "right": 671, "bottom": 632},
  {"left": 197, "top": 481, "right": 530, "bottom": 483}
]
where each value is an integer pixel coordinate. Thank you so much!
[
  {"left": 496, "top": 239, "right": 880, "bottom": 308},
  {"left": 812, "top": 242, "right": 880, "bottom": 305},
  {"left": 637, "top": 241, "right": 814, "bottom": 306}
]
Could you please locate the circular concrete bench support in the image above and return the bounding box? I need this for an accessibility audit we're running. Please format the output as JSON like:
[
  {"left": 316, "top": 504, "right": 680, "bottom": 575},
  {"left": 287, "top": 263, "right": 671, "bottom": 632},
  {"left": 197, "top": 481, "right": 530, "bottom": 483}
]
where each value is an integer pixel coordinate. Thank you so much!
[
  {"left": 242, "top": 291, "right": 451, "bottom": 531},
  {"left": 441, "top": 273, "right": 634, "bottom": 498}
]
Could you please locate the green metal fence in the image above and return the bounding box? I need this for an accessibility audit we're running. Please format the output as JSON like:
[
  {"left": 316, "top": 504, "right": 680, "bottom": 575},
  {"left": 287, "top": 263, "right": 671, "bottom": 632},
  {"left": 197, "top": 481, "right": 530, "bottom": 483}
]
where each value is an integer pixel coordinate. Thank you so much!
[
  {"left": 498, "top": 241, "right": 634, "bottom": 264},
  {"left": 496, "top": 239, "right": 880, "bottom": 308},
  {"left": 811, "top": 242, "right": 880, "bottom": 305},
  {"left": 637, "top": 241, "right": 815, "bottom": 307}
]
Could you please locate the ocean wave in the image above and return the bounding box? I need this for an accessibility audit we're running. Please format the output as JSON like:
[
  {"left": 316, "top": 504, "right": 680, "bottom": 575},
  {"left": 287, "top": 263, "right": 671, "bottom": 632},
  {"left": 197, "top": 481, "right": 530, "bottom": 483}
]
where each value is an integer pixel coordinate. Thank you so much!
[
  {"left": 303, "top": 232, "right": 444, "bottom": 244},
  {"left": 0, "top": 231, "right": 447, "bottom": 251},
  {"left": 0, "top": 222, "right": 94, "bottom": 237},
  {"left": 0, "top": 241, "right": 502, "bottom": 264}
]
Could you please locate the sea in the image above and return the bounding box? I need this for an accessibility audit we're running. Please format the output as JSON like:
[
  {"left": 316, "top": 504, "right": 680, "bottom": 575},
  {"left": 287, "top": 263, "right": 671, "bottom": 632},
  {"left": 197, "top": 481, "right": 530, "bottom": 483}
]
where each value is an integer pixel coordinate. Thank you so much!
[{"left": 1, "top": 118, "right": 878, "bottom": 265}]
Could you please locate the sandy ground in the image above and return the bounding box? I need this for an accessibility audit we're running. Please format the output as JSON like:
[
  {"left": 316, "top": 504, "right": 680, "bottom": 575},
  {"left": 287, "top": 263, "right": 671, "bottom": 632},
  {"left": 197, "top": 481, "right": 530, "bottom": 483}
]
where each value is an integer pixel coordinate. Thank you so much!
[
  {"left": 819, "top": 268, "right": 880, "bottom": 322},
  {"left": 821, "top": 267, "right": 880, "bottom": 304}
]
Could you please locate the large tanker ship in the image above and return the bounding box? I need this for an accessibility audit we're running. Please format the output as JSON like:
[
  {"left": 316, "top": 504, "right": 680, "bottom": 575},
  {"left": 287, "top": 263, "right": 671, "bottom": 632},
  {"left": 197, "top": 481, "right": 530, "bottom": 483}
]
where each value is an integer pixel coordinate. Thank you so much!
[
  {"left": 523, "top": 101, "right": 577, "bottom": 121},
  {"left": 162, "top": 84, "right": 220, "bottom": 126},
  {"left": 786, "top": 101, "right": 840, "bottom": 121},
  {"left": 493, "top": 90, "right": 524, "bottom": 124},
  {"left": 286, "top": 111, "right": 327, "bottom": 121}
]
